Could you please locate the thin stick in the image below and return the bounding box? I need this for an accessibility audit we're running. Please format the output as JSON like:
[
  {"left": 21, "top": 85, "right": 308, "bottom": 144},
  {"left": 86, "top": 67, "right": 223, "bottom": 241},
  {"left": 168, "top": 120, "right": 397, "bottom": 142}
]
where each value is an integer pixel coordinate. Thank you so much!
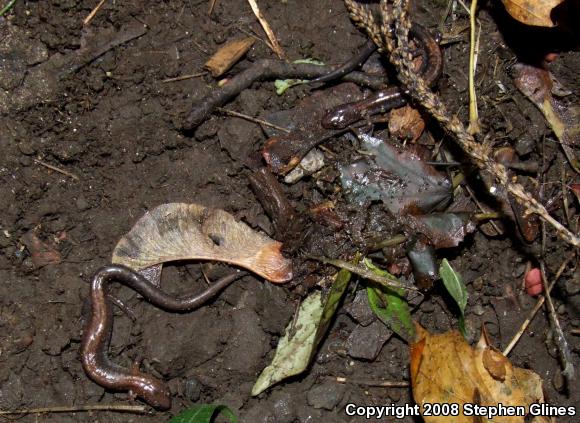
[
  {"left": 572, "top": 329, "right": 580, "bottom": 336},
  {"left": 34, "top": 158, "right": 79, "bottom": 181},
  {"left": 216, "top": 107, "right": 290, "bottom": 133},
  {"left": 539, "top": 260, "right": 575, "bottom": 381},
  {"left": 161, "top": 72, "right": 206, "bottom": 83},
  {"left": 0, "top": 0, "right": 17, "bottom": 17},
  {"left": 83, "top": 0, "right": 108, "bottom": 25},
  {"left": 331, "top": 376, "right": 409, "bottom": 388},
  {"left": 246, "top": 0, "right": 286, "bottom": 59},
  {"left": 464, "top": 185, "right": 502, "bottom": 235},
  {"left": 467, "top": 0, "right": 480, "bottom": 134},
  {"left": 208, "top": 0, "right": 218, "bottom": 15},
  {"left": 503, "top": 254, "right": 573, "bottom": 356},
  {"left": 0, "top": 404, "right": 149, "bottom": 415}
]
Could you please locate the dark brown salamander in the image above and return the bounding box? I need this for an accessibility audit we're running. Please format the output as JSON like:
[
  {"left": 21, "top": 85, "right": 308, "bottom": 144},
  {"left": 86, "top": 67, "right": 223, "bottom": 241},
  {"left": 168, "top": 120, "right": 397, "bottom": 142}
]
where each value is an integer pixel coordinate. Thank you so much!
[
  {"left": 309, "top": 39, "right": 377, "bottom": 84},
  {"left": 321, "top": 23, "right": 443, "bottom": 129},
  {"left": 81, "top": 264, "right": 245, "bottom": 410}
]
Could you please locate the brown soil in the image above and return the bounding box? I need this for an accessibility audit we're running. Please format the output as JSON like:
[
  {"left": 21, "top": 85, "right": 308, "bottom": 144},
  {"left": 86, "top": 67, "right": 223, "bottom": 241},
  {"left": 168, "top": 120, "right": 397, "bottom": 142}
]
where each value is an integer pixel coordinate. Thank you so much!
[{"left": 0, "top": 1, "right": 578, "bottom": 422}]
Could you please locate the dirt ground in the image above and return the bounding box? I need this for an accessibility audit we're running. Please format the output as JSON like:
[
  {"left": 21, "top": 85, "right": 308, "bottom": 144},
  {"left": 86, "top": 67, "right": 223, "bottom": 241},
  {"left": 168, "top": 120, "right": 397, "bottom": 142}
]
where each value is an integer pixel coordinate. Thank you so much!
[{"left": 0, "top": 0, "right": 578, "bottom": 422}]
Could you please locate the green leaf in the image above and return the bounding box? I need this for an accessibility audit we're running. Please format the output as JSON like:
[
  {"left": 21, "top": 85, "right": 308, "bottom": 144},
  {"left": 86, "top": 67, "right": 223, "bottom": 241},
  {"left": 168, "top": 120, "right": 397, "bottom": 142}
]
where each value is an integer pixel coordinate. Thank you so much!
[
  {"left": 439, "top": 259, "right": 468, "bottom": 314},
  {"left": 274, "top": 58, "right": 324, "bottom": 94},
  {"left": 364, "top": 259, "right": 415, "bottom": 342},
  {"left": 169, "top": 405, "right": 237, "bottom": 423},
  {"left": 439, "top": 258, "right": 468, "bottom": 338},
  {"left": 252, "top": 270, "right": 351, "bottom": 395},
  {"left": 313, "top": 269, "right": 351, "bottom": 353}
]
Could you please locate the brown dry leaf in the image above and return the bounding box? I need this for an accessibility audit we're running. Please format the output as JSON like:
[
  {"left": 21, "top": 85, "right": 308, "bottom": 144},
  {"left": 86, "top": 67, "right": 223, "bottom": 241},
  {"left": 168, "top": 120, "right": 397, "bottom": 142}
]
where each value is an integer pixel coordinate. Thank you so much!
[
  {"left": 501, "top": 0, "right": 565, "bottom": 27},
  {"left": 204, "top": 37, "right": 255, "bottom": 77},
  {"left": 514, "top": 63, "right": 579, "bottom": 173},
  {"left": 20, "top": 228, "right": 62, "bottom": 268},
  {"left": 410, "top": 324, "right": 545, "bottom": 422},
  {"left": 112, "top": 203, "right": 292, "bottom": 283},
  {"left": 388, "top": 105, "right": 425, "bottom": 143}
]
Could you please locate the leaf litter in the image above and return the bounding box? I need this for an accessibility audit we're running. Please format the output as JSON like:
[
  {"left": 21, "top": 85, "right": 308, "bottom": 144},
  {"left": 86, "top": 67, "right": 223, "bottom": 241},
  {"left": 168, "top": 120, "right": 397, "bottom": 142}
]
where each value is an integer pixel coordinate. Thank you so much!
[{"left": 411, "top": 324, "right": 547, "bottom": 423}]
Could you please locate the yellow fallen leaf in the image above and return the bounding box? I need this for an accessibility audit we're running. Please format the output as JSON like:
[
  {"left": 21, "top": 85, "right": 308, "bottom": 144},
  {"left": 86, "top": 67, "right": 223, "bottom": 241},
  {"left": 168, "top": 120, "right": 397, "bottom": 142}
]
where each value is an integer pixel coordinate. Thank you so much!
[
  {"left": 501, "top": 0, "right": 565, "bottom": 27},
  {"left": 410, "top": 324, "right": 545, "bottom": 422}
]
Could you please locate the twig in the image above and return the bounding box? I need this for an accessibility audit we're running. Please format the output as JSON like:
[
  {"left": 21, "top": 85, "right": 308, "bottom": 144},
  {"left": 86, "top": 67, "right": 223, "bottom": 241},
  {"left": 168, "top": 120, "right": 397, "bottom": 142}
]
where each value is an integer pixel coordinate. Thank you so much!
[
  {"left": 572, "top": 329, "right": 580, "bottom": 336},
  {"left": 216, "top": 107, "right": 291, "bottom": 133},
  {"left": 503, "top": 254, "right": 573, "bottom": 356},
  {"left": 208, "top": 0, "right": 218, "bottom": 15},
  {"left": 562, "top": 164, "right": 571, "bottom": 227},
  {"left": 330, "top": 376, "right": 409, "bottom": 388},
  {"left": 0, "top": 404, "right": 149, "bottom": 415},
  {"left": 467, "top": 0, "right": 480, "bottom": 134},
  {"left": 0, "top": 0, "right": 17, "bottom": 17},
  {"left": 464, "top": 185, "right": 502, "bottom": 235},
  {"left": 247, "top": 0, "right": 286, "bottom": 59},
  {"left": 539, "top": 260, "right": 575, "bottom": 381},
  {"left": 83, "top": 0, "right": 108, "bottom": 25},
  {"left": 161, "top": 72, "right": 206, "bottom": 83},
  {"left": 34, "top": 159, "right": 79, "bottom": 181},
  {"left": 184, "top": 59, "right": 386, "bottom": 129}
]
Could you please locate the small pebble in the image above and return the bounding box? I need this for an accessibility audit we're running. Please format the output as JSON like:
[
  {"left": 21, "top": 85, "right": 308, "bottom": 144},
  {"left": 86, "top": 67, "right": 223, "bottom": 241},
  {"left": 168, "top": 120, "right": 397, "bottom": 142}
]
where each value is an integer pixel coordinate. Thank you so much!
[
  {"left": 17, "top": 142, "right": 36, "bottom": 156},
  {"left": 421, "top": 301, "right": 435, "bottom": 314},
  {"left": 306, "top": 382, "right": 346, "bottom": 410},
  {"left": 512, "top": 263, "right": 526, "bottom": 278},
  {"left": 472, "top": 303, "right": 485, "bottom": 316},
  {"left": 75, "top": 195, "right": 90, "bottom": 211},
  {"left": 552, "top": 371, "right": 565, "bottom": 392},
  {"left": 184, "top": 378, "right": 201, "bottom": 402},
  {"left": 472, "top": 277, "right": 484, "bottom": 292},
  {"left": 565, "top": 277, "right": 580, "bottom": 296}
]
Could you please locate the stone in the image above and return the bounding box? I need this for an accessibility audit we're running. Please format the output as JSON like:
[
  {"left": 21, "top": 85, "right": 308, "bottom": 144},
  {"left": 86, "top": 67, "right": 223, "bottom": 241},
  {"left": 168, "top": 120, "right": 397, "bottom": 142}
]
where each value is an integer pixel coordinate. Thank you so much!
[{"left": 346, "top": 320, "right": 393, "bottom": 360}]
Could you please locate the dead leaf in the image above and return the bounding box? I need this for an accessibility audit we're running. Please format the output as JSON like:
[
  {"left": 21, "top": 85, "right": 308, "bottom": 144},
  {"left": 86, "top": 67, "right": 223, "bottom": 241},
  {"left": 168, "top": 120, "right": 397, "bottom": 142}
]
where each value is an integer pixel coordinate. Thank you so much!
[
  {"left": 112, "top": 203, "right": 292, "bottom": 283},
  {"left": 340, "top": 134, "right": 453, "bottom": 215},
  {"left": 20, "top": 228, "right": 62, "bottom": 268},
  {"left": 501, "top": 0, "right": 565, "bottom": 27},
  {"left": 411, "top": 324, "right": 545, "bottom": 422},
  {"left": 204, "top": 37, "right": 255, "bottom": 77},
  {"left": 514, "top": 63, "right": 579, "bottom": 173},
  {"left": 388, "top": 105, "right": 425, "bottom": 143},
  {"left": 402, "top": 212, "right": 476, "bottom": 249}
]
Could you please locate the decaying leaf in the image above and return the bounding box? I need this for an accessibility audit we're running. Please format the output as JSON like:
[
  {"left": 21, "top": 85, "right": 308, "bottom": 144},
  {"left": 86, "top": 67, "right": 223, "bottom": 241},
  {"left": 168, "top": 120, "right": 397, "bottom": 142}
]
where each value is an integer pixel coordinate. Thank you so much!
[
  {"left": 20, "top": 228, "right": 62, "bottom": 268},
  {"left": 365, "top": 259, "right": 415, "bottom": 342},
  {"left": 388, "top": 105, "right": 425, "bottom": 143},
  {"left": 340, "top": 134, "right": 452, "bottom": 215},
  {"left": 411, "top": 324, "right": 545, "bottom": 422},
  {"left": 112, "top": 203, "right": 292, "bottom": 283},
  {"left": 252, "top": 291, "right": 322, "bottom": 396},
  {"left": 402, "top": 213, "right": 476, "bottom": 249},
  {"left": 204, "top": 37, "right": 255, "bottom": 78},
  {"left": 501, "top": 0, "right": 565, "bottom": 27},
  {"left": 514, "top": 63, "right": 579, "bottom": 173},
  {"left": 406, "top": 239, "right": 438, "bottom": 290},
  {"left": 252, "top": 270, "right": 351, "bottom": 395}
]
